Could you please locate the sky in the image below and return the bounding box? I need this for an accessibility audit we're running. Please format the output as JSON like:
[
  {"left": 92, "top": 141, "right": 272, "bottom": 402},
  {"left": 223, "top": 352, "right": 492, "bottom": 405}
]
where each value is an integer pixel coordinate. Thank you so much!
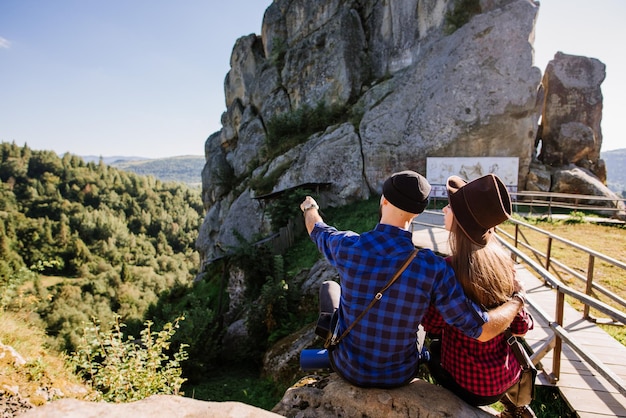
[{"left": 0, "top": 0, "right": 624, "bottom": 159}]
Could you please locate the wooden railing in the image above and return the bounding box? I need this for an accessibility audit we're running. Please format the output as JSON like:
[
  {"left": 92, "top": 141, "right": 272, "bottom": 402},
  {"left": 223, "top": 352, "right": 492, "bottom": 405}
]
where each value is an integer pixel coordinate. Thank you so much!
[
  {"left": 495, "top": 218, "right": 626, "bottom": 395},
  {"left": 496, "top": 234, "right": 626, "bottom": 396},
  {"left": 512, "top": 191, "right": 625, "bottom": 217},
  {"left": 427, "top": 189, "right": 625, "bottom": 219},
  {"left": 255, "top": 216, "right": 304, "bottom": 255},
  {"left": 498, "top": 219, "right": 626, "bottom": 322}
]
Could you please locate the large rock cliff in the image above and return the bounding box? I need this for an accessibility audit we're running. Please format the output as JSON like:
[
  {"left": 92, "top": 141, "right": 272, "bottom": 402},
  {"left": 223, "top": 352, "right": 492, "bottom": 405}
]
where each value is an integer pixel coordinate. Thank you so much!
[{"left": 197, "top": 0, "right": 545, "bottom": 269}]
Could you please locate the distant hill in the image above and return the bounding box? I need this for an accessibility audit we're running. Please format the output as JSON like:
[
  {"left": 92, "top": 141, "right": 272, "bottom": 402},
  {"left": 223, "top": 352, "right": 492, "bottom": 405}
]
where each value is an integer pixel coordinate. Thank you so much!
[
  {"left": 102, "top": 155, "right": 205, "bottom": 186},
  {"left": 81, "top": 155, "right": 149, "bottom": 165},
  {"left": 601, "top": 148, "right": 626, "bottom": 197}
]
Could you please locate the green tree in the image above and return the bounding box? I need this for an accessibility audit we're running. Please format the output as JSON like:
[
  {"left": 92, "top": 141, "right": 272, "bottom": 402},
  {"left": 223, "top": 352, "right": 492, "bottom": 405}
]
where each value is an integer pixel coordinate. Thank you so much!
[{"left": 0, "top": 142, "right": 203, "bottom": 362}]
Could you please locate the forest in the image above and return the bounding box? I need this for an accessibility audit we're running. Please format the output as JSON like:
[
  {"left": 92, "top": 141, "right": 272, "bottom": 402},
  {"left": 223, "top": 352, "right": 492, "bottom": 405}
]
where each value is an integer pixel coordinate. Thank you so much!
[{"left": 0, "top": 142, "right": 208, "bottom": 354}]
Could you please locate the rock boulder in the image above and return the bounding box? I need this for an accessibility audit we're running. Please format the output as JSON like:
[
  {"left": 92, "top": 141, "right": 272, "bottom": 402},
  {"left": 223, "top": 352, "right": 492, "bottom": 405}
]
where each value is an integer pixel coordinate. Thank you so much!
[
  {"left": 272, "top": 374, "right": 497, "bottom": 418},
  {"left": 538, "top": 52, "right": 606, "bottom": 179},
  {"left": 20, "top": 396, "right": 282, "bottom": 418}
]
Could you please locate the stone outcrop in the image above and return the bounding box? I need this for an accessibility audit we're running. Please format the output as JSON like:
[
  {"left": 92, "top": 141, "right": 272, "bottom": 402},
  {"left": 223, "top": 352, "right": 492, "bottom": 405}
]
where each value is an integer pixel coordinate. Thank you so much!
[
  {"left": 20, "top": 396, "right": 282, "bottom": 418},
  {"left": 551, "top": 165, "right": 626, "bottom": 217},
  {"left": 358, "top": 0, "right": 542, "bottom": 192},
  {"left": 0, "top": 342, "right": 90, "bottom": 417},
  {"left": 20, "top": 377, "right": 499, "bottom": 418},
  {"left": 198, "top": 0, "right": 543, "bottom": 270},
  {"left": 262, "top": 325, "right": 318, "bottom": 386},
  {"left": 528, "top": 52, "right": 624, "bottom": 217},
  {"left": 260, "top": 259, "right": 336, "bottom": 385},
  {"left": 537, "top": 52, "right": 605, "bottom": 178},
  {"left": 272, "top": 374, "right": 496, "bottom": 418}
]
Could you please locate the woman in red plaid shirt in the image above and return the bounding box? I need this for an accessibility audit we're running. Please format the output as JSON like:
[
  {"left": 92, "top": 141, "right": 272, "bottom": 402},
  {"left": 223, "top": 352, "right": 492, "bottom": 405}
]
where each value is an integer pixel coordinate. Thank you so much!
[{"left": 422, "top": 174, "right": 535, "bottom": 418}]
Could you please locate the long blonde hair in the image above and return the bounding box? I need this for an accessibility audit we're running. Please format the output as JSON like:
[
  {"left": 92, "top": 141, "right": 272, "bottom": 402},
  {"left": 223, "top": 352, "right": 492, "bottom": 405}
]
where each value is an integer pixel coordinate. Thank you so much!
[{"left": 448, "top": 218, "right": 515, "bottom": 308}]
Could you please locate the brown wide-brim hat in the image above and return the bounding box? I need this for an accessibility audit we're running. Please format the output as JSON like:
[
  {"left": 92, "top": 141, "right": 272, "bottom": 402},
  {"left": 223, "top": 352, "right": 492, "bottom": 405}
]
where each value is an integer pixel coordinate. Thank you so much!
[{"left": 447, "top": 173, "right": 512, "bottom": 246}]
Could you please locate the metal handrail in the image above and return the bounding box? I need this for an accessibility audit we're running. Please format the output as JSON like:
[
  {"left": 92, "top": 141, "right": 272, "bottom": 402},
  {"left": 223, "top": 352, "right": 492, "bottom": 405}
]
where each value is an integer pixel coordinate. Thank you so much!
[{"left": 503, "top": 219, "right": 626, "bottom": 269}]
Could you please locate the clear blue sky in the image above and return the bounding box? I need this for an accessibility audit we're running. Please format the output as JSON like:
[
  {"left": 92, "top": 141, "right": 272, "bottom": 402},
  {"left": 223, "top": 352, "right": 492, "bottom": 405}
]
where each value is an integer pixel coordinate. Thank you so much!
[{"left": 0, "top": 0, "right": 623, "bottom": 159}]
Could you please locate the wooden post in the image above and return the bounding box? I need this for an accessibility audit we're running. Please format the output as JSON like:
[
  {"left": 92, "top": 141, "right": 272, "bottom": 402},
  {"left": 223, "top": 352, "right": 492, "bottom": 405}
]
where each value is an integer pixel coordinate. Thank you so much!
[
  {"left": 583, "top": 255, "right": 596, "bottom": 319},
  {"left": 513, "top": 224, "right": 520, "bottom": 263},
  {"left": 548, "top": 195, "right": 553, "bottom": 220},
  {"left": 546, "top": 236, "right": 553, "bottom": 271},
  {"left": 551, "top": 290, "right": 565, "bottom": 383}
]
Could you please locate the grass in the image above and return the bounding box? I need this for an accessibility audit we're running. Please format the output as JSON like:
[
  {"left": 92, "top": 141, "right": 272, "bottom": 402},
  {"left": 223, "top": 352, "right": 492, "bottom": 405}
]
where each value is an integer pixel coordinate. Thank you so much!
[
  {"left": 531, "top": 386, "right": 576, "bottom": 417},
  {"left": 284, "top": 196, "right": 381, "bottom": 277},
  {"left": 0, "top": 310, "right": 91, "bottom": 406},
  {"left": 182, "top": 364, "right": 288, "bottom": 411}
]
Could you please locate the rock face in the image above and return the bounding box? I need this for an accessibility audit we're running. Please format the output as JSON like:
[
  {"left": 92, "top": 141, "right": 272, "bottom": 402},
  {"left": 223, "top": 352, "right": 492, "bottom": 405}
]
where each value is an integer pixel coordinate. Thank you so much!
[
  {"left": 538, "top": 52, "right": 605, "bottom": 178},
  {"left": 358, "top": 0, "right": 541, "bottom": 192},
  {"left": 20, "top": 396, "right": 282, "bottom": 418},
  {"left": 528, "top": 52, "right": 623, "bottom": 217},
  {"left": 551, "top": 165, "right": 626, "bottom": 217},
  {"left": 20, "top": 378, "right": 498, "bottom": 418},
  {"left": 272, "top": 374, "right": 496, "bottom": 418},
  {"left": 198, "top": 0, "right": 543, "bottom": 270}
]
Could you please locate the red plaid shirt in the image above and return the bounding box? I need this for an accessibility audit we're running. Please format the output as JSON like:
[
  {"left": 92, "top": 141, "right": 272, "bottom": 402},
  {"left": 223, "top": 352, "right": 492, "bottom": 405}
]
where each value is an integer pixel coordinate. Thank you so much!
[{"left": 422, "top": 303, "right": 533, "bottom": 396}]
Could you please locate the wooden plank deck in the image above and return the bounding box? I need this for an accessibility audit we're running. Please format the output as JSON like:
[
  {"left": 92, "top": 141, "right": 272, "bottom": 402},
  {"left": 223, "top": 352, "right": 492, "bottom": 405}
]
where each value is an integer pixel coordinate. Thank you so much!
[
  {"left": 518, "top": 267, "right": 626, "bottom": 418},
  {"left": 411, "top": 212, "right": 626, "bottom": 417}
]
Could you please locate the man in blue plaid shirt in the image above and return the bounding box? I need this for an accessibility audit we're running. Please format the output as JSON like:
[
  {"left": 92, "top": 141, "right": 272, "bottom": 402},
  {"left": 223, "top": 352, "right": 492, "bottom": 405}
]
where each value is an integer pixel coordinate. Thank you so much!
[{"left": 300, "top": 171, "right": 525, "bottom": 388}]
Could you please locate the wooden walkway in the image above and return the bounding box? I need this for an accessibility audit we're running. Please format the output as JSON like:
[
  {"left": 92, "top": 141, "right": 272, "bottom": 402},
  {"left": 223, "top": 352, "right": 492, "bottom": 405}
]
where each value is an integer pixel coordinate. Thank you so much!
[
  {"left": 411, "top": 212, "right": 626, "bottom": 418},
  {"left": 518, "top": 267, "right": 626, "bottom": 417}
]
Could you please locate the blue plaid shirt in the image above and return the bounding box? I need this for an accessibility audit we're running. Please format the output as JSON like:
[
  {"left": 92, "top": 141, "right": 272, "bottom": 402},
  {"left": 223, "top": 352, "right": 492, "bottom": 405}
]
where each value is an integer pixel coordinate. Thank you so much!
[{"left": 311, "top": 221, "right": 488, "bottom": 387}]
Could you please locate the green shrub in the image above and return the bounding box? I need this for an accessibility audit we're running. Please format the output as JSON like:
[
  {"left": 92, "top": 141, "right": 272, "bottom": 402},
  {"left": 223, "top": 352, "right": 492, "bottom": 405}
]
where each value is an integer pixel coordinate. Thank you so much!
[
  {"left": 71, "top": 315, "right": 188, "bottom": 402},
  {"left": 145, "top": 277, "right": 223, "bottom": 383},
  {"left": 265, "top": 189, "right": 311, "bottom": 230},
  {"left": 0, "top": 266, "right": 37, "bottom": 310},
  {"left": 564, "top": 211, "right": 587, "bottom": 224},
  {"left": 323, "top": 195, "right": 381, "bottom": 232},
  {"left": 445, "top": 0, "right": 481, "bottom": 34},
  {"left": 265, "top": 102, "right": 350, "bottom": 160},
  {"left": 269, "top": 37, "right": 287, "bottom": 71},
  {"left": 230, "top": 233, "right": 275, "bottom": 302},
  {"left": 531, "top": 386, "right": 575, "bottom": 417}
]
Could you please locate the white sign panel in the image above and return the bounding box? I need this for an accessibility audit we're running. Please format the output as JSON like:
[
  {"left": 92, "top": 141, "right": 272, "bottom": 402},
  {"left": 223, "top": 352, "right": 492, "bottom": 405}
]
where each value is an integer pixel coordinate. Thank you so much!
[{"left": 426, "top": 157, "right": 519, "bottom": 198}]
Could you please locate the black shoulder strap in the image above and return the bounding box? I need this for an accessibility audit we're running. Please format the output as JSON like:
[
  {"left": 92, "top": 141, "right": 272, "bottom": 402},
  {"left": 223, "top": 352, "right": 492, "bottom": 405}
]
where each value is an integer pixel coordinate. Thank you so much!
[
  {"left": 505, "top": 329, "right": 535, "bottom": 371},
  {"left": 326, "top": 248, "right": 419, "bottom": 348}
]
